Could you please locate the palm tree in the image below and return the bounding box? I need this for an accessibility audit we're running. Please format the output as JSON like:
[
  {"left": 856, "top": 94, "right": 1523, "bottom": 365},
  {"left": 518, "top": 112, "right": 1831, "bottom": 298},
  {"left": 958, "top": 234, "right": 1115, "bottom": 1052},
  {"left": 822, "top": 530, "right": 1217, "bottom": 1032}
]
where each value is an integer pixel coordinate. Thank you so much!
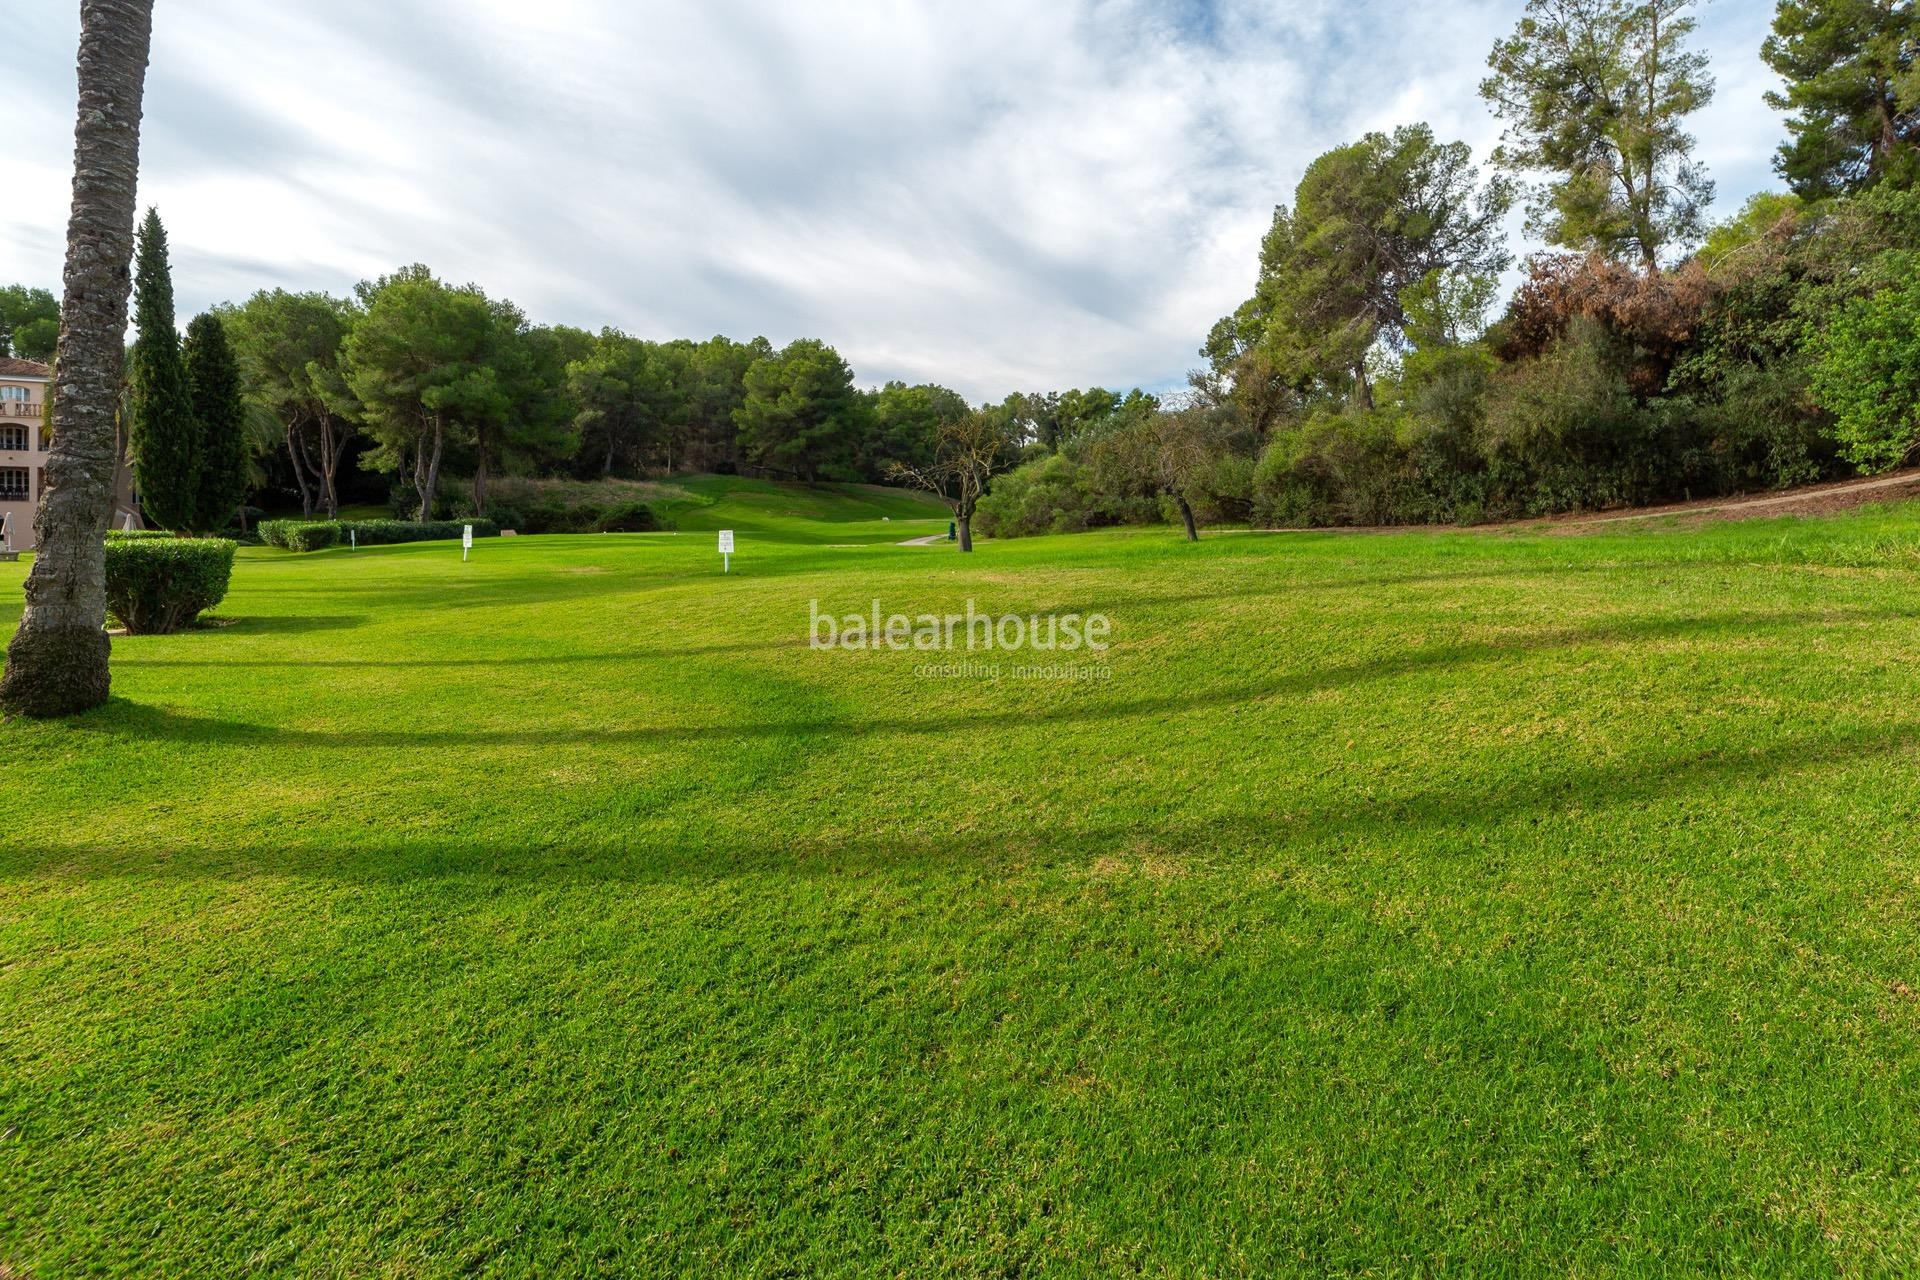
[{"left": 0, "top": 0, "right": 154, "bottom": 717}]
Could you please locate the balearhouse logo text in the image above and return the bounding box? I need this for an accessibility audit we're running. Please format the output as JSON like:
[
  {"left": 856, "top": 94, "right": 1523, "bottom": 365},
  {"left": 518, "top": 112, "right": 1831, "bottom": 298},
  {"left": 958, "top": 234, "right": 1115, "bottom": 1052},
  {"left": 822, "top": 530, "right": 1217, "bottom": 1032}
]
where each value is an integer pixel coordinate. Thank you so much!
[{"left": 809, "top": 599, "right": 1111, "bottom": 652}]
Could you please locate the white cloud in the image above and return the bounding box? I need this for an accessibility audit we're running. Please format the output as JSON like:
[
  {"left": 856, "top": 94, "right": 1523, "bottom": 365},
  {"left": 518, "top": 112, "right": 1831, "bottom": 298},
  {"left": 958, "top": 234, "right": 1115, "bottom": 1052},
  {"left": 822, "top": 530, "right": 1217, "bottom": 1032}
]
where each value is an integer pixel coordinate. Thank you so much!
[{"left": 0, "top": 0, "right": 1789, "bottom": 401}]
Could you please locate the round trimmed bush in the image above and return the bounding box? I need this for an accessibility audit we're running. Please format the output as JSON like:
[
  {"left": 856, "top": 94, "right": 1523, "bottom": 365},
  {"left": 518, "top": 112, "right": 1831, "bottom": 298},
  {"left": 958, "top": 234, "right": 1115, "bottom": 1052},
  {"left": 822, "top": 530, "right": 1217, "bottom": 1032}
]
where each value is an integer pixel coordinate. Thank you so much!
[{"left": 103, "top": 535, "right": 237, "bottom": 634}]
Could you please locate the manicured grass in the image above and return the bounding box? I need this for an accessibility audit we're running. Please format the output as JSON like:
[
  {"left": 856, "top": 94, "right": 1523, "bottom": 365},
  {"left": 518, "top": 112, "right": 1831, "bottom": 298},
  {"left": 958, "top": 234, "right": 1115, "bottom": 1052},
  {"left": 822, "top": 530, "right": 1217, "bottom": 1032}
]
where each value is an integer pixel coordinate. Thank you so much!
[
  {"left": 7, "top": 491, "right": 1920, "bottom": 1275},
  {"left": 486, "top": 472, "right": 954, "bottom": 543}
]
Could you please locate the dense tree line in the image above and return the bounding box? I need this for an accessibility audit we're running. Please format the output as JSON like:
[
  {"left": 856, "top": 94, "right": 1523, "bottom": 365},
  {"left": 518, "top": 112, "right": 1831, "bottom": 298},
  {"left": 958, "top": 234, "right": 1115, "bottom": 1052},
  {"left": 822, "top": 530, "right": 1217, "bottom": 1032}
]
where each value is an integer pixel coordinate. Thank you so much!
[
  {"left": 191, "top": 268, "right": 1162, "bottom": 524},
  {"left": 5, "top": 0, "right": 1912, "bottom": 545},
  {"left": 979, "top": 0, "right": 1920, "bottom": 537},
  {"left": 8, "top": 250, "right": 1164, "bottom": 534}
]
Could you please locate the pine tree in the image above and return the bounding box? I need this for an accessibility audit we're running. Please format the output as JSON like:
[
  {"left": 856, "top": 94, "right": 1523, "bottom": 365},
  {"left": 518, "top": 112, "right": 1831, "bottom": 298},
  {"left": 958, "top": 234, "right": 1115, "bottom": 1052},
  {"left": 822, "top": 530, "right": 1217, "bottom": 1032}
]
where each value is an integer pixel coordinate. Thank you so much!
[
  {"left": 182, "top": 312, "right": 248, "bottom": 534},
  {"left": 1482, "top": 0, "right": 1716, "bottom": 269},
  {"left": 1762, "top": 0, "right": 1919, "bottom": 198},
  {"left": 126, "top": 207, "right": 200, "bottom": 531}
]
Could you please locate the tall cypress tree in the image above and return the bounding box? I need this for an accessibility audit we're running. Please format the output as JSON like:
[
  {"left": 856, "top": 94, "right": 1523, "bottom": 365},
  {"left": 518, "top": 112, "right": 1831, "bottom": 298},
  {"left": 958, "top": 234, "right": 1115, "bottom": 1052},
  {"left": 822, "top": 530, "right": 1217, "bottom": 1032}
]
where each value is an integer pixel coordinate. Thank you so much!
[
  {"left": 182, "top": 312, "right": 249, "bottom": 533},
  {"left": 126, "top": 207, "right": 200, "bottom": 531}
]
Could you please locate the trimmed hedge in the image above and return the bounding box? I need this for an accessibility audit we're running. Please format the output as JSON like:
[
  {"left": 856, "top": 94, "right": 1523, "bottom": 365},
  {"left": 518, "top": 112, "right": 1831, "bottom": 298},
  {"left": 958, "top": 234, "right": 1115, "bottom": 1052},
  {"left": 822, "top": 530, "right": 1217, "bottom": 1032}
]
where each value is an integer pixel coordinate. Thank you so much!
[
  {"left": 287, "top": 523, "right": 340, "bottom": 552},
  {"left": 258, "top": 518, "right": 499, "bottom": 551},
  {"left": 103, "top": 534, "right": 236, "bottom": 634},
  {"left": 257, "top": 520, "right": 340, "bottom": 552},
  {"left": 258, "top": 520, "right": 335, "bottom": 551},
  {"left": 342, "top": 518, "right": 499, "bottom": 546}
]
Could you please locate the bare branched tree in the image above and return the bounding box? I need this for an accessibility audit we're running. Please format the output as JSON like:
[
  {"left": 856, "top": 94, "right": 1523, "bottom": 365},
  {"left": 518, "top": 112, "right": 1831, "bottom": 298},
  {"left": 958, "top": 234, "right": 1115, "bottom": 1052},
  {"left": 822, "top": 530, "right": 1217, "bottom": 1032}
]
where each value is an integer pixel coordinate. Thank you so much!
[
  {"left": 886, "top": 410, "right": 1013, "bottom": 552},
  {"left": 1091, "top": 408, "right": 1222, "bottom": 541}
]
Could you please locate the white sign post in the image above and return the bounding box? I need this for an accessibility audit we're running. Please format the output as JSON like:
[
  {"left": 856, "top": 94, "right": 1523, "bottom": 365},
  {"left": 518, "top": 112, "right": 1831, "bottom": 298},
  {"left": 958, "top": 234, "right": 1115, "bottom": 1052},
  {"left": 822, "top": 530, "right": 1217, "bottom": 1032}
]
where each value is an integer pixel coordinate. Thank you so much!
[
  {"left": 718, "top": 528, "right": 734, "bottom": 573},
  {"left": 350, "top": 527, "right": 357, "bottom": 551},
  {"left": 462, "top": 523, "right": 473, "bottom": 562},
  {"left": 0, "top": 511, "right": 11, "bottom": 552}
]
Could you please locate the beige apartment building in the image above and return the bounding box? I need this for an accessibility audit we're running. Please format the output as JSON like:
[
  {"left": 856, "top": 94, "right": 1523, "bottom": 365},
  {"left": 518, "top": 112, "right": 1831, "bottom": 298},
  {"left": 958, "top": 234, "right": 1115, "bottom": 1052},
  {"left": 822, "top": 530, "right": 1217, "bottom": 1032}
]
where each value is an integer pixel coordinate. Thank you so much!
[{"left": 0, "top": 356, "right": 140, "bottom": 551}]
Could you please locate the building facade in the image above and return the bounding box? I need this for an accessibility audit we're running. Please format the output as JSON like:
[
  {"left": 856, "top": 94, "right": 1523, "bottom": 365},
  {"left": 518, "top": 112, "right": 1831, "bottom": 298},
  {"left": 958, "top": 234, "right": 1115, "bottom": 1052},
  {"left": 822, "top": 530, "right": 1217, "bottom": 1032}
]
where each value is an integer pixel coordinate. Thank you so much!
[
  {"left": 0, "top": 357, "right": 140, "bottom": 551},
  {"left": 0, "top": 357, "right": 50, "bottom": 550}
]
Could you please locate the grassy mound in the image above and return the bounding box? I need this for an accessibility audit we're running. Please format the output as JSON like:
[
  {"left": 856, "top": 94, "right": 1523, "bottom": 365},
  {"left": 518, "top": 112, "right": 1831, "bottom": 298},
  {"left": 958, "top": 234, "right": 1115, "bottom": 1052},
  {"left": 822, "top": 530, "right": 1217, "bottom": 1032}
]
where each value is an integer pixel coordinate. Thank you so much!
[{"left": 484, "top": 474, "right": 951, "bottom": 544}]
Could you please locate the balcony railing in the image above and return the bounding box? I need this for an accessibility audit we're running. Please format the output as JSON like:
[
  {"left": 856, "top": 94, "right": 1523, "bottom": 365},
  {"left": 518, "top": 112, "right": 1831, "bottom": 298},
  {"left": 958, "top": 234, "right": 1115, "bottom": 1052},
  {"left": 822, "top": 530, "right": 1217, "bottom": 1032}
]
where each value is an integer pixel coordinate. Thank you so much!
[{"left": 6, "top": 404, "right": 41, "bottom": 418}]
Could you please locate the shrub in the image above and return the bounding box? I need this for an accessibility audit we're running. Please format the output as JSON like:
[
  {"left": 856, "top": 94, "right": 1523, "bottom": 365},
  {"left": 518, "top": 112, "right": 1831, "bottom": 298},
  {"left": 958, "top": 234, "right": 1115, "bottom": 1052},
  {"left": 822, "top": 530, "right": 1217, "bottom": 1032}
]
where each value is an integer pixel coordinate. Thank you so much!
[
  {"left": 1186, "top": 451, "right": 1256, "bottom": 526},
  {"left": 524, "top": 500, "right": 604, "bottom": 534},
  {"left": 974, "top": 452, "right": 1153, "bottom": 538},
  {"left": 1809, "top": 253, "right": 1920, "bottom": 473},
  {"left": 519, "top": 500, "right": 591, "bottom": 534},
  {"left": 480, "top": 503, "right": 526, "bottom": 532},
  {"left": 510, "top": 499, "right": 667, "bottom": 534},
  {"left": 103, "top": 535, "right": 236, "bottom": 634},
  {"left": 1253, "top": 408, "right": 1419, "bottom": 527},
  {"left": 260, "top": 518, "right": 500, "bottom": 550},
  {"left": 1687, "top": 355, "right": 1833, "bottom": 491},
  {"left": 104, "top": 528, "right": 178, "bottom": 540},
  {"left": 258, "top": 520, "right": 341, "bottom": 551},
  {"left": 339, "top": 519, "right": 498, "bottom": 546},
  {"left": 592, "top": 500, "right": 662, "bottom": 533},
  {"left": 258, "top": 519, "right": 312, "bottom": 549},
  {"left": 1479, "top": 319, "right": 1708, "bottom": 515}
]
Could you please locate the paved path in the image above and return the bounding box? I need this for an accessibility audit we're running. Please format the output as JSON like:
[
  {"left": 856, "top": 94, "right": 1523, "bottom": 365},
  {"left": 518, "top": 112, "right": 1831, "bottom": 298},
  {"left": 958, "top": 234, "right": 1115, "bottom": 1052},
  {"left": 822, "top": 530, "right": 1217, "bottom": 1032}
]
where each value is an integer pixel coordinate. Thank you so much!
[{"left": 898, "top": 533, "right": 949, "bottom": 546}]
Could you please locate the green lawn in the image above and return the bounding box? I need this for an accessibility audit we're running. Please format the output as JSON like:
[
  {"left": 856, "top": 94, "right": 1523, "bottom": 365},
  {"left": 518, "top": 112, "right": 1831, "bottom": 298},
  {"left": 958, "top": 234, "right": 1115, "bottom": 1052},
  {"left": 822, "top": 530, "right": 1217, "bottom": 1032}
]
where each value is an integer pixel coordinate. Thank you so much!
[{"left": 6, "top": 491, "right": 1920, "bottom": 1275}]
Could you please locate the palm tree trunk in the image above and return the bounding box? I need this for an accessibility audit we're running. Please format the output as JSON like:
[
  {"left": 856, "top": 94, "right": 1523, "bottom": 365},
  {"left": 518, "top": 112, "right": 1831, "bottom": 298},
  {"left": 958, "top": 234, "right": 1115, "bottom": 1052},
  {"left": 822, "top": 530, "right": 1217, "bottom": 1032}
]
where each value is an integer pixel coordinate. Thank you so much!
[{"left": 0, "top": 0, "right": 153, "bottom": 718}]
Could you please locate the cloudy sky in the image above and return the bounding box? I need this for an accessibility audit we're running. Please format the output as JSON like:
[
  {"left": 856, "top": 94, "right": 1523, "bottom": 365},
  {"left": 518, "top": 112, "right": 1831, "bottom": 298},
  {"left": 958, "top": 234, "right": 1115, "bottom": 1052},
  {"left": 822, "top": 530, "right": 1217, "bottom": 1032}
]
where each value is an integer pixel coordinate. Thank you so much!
[{"left": 3, "top": 0, "right": 1783, "bottom": 401}]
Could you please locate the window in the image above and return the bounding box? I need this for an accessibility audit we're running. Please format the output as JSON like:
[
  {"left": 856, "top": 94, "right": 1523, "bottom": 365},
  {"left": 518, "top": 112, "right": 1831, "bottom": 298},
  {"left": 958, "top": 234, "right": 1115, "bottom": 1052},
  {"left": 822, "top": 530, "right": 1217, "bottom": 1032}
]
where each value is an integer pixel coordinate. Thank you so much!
[
  {"left": 0, "top": 426, "right": 25, "bottom": 452},
  {"left": 0, "top": 387, "right": 28, "bottom": 402},
  {"left": 0, "top": 468, "right": 28, "bottom": 500}
]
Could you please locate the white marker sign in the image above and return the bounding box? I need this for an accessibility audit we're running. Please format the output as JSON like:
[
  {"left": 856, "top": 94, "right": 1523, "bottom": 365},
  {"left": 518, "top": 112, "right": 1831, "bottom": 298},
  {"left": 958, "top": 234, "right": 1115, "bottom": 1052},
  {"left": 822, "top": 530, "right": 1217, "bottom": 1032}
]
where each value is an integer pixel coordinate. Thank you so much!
[
  {"left": 718, "top": 528, "right": 734, "bottom": 573},
  {"left": 462, "top": 523, "right": 473, "bottom": 561}
]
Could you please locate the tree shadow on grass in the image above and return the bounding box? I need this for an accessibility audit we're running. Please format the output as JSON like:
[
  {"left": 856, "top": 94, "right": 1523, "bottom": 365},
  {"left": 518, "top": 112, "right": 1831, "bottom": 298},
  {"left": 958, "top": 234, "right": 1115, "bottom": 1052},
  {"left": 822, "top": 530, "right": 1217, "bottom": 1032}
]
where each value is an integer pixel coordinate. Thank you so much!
[
  {"left": 222, "top": 550, "right": 1649, "bottom": 620},
  {"left": 11, "top": 709, "right": 1913, "bottom": 889},
  {"left": 126, "top": 635, "right": 811, "bottom": 669},
  {"left": 76, "top": 605, "right": 1898, "bottom": 751},
  {"left": 190, "top": 614, "right": 367, "bottom": 635}
]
